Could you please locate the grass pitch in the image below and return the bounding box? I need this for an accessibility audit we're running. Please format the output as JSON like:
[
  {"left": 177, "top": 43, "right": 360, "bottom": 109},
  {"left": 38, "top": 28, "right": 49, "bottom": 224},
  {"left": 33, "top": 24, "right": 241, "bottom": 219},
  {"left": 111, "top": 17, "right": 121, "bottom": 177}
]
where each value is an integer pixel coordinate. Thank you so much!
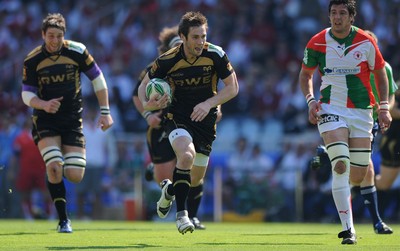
[{"left": 0, "top": 220, "right": 399, "bottom": 250}]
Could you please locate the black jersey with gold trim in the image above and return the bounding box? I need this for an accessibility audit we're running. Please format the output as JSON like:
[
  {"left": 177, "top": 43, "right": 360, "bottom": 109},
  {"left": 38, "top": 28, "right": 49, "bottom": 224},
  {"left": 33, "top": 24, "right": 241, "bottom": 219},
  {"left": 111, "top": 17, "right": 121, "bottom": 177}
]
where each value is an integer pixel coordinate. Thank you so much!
[
  {"left": 149, "top": 42, "right": 234, "bottom": 119},
  {"left": 22, "top": 40, "right": 97, "bottom": 119},
  {"left": 133, "top": 63, "right": 152, "bottom": 97}
]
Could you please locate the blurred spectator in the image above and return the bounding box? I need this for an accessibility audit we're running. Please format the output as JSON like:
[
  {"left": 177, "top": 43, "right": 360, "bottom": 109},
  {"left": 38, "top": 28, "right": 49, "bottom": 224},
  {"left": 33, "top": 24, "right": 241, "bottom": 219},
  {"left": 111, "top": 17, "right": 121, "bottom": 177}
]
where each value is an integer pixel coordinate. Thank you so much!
[
  {"left": 10, "top": 118, "right": 53, "bottom": 220},
  {"left": 225, "top": 138, "right": 276, "bottom": 214},
  {"left": 113, "top": 137, "right": 146, "bottom": 194},
  {"left": 246, "top": 144, "right": 275, "bottom": 183},
  {"left": 227, "top": 137, "right": 251, "bottom": 183},
  {"left": 272, "top": 142, "right": 311, "bottom": 221},
  {"left": 75, "top": 105, "right": 117, "bottom": 220},
  {"left": 0, "top": 112, "right": 21, "bottom": 218}
]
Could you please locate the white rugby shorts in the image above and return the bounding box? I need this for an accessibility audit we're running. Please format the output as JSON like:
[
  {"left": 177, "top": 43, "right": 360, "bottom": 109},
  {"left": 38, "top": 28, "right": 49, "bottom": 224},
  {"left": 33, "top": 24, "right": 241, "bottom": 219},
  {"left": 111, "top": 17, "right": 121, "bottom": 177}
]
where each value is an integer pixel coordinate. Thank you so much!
[{"left": 317, "top": 103, "right": 373, "bottom": 140}]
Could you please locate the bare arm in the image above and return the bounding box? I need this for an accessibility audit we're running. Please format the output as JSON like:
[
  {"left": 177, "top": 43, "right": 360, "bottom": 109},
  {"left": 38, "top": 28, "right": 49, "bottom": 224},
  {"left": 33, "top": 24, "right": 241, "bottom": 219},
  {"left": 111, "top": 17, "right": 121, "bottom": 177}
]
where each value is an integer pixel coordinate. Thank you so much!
[
  {"left": 374, "top": 67, "right": 389, "bottom": 103},
  {"left": 299, "top": 67, "right": 321, "bottom": 125},
  {"left": 28, "top": 95, "right": 63, "bottom": 113},
  {"left": 138, "top": 73, "right": 150, "bottom": 105},
  {"left": 138, "top": 73, "right": 169, "bottom": 112},
  {"left": 94, "top": 88, "right": 113, "bottom": 131},
  {"left": 133, "top": 92, "right": 162, "bottom": 128},
  {"left": 191, "top": 72, "right": 239, "bottom": 122},
  {"left": 373, "top": 67, "right": 392, "bottom": 131}
]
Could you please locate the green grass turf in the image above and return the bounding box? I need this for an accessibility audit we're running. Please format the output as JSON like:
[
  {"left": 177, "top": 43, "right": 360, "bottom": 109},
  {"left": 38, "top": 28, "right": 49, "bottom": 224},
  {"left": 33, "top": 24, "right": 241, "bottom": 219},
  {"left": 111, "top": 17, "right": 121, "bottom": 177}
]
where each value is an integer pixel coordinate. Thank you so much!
[{"left": 0, "top": 220, "right": 399, "bottom": 250}]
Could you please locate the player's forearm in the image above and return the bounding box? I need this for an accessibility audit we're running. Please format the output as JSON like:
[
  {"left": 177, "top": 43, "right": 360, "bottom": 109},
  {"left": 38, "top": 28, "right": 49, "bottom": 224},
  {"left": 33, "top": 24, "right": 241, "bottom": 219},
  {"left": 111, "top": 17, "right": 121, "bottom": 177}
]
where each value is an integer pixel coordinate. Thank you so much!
[
  {"left": 376, "top": 69, "right": 389, "bottom": 102},
  {"left": 133, "top": 96, "right": 145, "bottom": 114},
  {"left": 95, "top": 89, "right": 111, "bottom": 115},
  {"left": 206, "top": 74, "right": 238, "bottom": 108},
  {"left": 299, "top": 70, "right": 314, "bottom": 97},
  {"left": 28, "top": 96, "right": 47, "bottom": 110},
  {"left": 21, "top": 85, "right": 43, "bottom": 109},
  {"left": 138, "top": 73, "right": 150, "bottom": 105}
]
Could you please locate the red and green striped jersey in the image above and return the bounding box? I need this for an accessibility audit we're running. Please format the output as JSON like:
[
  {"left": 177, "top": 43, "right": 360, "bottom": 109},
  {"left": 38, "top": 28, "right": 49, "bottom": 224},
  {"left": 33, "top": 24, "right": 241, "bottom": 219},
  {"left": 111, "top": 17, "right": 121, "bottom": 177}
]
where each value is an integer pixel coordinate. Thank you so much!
[{"left": 302, "top": 26, "right": 385, "bottom": 109}]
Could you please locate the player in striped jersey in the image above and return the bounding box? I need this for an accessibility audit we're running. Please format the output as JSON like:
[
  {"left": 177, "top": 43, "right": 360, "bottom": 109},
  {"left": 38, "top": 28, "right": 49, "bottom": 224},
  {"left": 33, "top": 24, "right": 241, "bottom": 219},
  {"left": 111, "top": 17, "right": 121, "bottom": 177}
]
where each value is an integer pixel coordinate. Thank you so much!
[
  {"left": 21, "top": 13, "right": 113, "bottom": 233},
  {"left": 299, "top": 0, "right": 392, "bottom": 245},
  {"left": 138, "top": 11, "right": 239, "bottom": 234}
]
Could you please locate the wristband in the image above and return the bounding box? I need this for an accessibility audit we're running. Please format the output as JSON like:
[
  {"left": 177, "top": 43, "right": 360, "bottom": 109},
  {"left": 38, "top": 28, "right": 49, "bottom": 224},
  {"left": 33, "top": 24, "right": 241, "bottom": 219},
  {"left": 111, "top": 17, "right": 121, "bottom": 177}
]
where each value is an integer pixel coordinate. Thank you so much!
[
  {"left": 379, "top": 105, "right": 389, "bottom": 111},
  {"left": 306, "top": 94, "right": 316, "bottom": 107},
  {"left": 379, "top": 101, "right": 389, "bottom": 112},
  {"left": 142, "top": 111, "right": 152, "bottom": 120},
  {"left": 100, "top": 106, "right": 110, "bottom": 115}
]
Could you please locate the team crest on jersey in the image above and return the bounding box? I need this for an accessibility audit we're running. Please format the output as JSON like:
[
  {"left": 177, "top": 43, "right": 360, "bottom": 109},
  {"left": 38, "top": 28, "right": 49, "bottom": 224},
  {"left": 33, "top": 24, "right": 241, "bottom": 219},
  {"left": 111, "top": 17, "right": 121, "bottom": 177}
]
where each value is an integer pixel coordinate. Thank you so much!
[
  {"left": 353, "top": 51, "right": 362, "bottom": 60},
  {"left": 318, "top": 114, "right": 339, "bottom": 125},
  {"left": 203, "top": 66, "right": 212, "bottom": 73}
]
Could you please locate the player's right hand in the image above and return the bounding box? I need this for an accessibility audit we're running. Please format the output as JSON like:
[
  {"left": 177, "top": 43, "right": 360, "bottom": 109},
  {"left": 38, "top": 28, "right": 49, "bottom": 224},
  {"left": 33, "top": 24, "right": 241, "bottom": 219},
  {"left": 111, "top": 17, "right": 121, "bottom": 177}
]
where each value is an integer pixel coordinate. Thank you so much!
[
  {"left": 308, "top": 101, "right": 321, "bottom": 125},
  {"left": 43, "top": 97, "right": 63, "bottom": 113}
]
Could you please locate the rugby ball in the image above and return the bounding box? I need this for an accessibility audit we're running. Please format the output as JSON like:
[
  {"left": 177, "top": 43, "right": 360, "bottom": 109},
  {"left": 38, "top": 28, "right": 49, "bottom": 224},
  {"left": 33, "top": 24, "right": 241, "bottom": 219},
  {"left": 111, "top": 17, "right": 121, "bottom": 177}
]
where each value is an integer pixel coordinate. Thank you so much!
[{"left": 145, "top": 78, "right": 172, "bottom": 102}]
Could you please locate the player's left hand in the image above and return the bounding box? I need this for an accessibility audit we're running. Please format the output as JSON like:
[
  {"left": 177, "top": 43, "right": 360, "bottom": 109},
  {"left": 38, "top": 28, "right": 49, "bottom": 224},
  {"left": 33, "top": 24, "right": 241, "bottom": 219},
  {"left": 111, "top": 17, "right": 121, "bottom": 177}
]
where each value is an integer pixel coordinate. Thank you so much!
[
  {"left": 191, "top": 101, "right": 211, "bottom": 122},
  {"left": 143, "top": 94, "right": 169, "bottom": 111},
  {"left": 98, "top": 114, "right": 114, "bottom": 131},
  {"left": 378, "top": 110, "right": 392, "bottom": 133}
]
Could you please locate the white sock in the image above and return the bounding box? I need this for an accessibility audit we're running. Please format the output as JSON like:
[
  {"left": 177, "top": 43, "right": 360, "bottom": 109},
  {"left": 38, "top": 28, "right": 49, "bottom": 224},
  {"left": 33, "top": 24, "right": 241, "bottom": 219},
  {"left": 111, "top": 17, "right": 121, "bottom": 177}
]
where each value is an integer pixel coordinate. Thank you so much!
[{"left": 332, "top": 173, "right": 355, "bottom": 233}]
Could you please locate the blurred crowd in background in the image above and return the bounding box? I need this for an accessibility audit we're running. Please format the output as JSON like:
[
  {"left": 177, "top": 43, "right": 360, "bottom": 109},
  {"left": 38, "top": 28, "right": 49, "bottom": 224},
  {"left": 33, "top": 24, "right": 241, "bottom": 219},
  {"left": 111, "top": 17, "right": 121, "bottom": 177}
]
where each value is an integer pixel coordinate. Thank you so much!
[{"left": 1, "top": 0, "right": 399, "bottom": 222}]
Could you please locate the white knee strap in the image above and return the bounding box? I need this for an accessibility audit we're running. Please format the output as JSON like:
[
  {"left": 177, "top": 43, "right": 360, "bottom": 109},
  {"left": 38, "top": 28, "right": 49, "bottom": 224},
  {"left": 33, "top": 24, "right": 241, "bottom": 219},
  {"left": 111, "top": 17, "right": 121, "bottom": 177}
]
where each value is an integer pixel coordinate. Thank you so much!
[
  {"left": 64, "top": 152, "right": 86, "bottom": 169},
  {"left": 168, "top": 128, "right": 192, "bottom": 145},
  {"left": 40, "top": 146, "right": 64, "bottom": 166},
  {"left": 326, "top": 142, "right": 350, "bottom": 189},
  {"left": 349, "top": 148, "right": 371, "bottom": 168},
  {"left": 326, "top": 142, "right": 350, "bottom": 172}
]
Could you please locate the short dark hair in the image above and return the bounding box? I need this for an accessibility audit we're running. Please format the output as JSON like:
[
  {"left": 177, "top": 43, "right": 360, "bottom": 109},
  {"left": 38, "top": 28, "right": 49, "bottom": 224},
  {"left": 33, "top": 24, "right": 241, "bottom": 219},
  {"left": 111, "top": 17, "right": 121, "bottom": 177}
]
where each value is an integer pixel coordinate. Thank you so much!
[
  {"left": 42, "top": 13, "right": 66, "bottom": 34},
  {"left": 329, "top": 0, "right": 357, "bottom": 18},
  {"left": 178, "top": 11, "right": 208, "bottom": 38}
]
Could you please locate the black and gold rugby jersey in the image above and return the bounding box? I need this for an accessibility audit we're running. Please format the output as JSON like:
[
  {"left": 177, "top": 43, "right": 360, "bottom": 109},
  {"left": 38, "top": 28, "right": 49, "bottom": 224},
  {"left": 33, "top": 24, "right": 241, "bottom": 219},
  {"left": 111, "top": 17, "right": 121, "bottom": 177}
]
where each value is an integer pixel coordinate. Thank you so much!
[
  {"left": 133, "top": 63, "right": 152, "bottom": 97},
  {"left": 22, "top": 40, "right": 100, "bottom": 119},
  {"left": 148, "top": 42, "right": 234, "bottom": 120}
]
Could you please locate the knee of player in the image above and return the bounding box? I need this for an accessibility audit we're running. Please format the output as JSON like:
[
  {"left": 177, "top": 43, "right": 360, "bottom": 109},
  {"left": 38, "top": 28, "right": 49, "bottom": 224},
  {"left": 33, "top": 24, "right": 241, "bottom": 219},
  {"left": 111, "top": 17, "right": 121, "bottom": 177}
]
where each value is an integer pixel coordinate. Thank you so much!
[
  {"left": 63, "top": 152, "right": 86, "bottom": 183},
  {"left": 46, "top": 161, "right": 64, "bottom": 183},
  {"left": 333, "top": 161, "right": 347, "bottom": 174},
  {"left": 178, "top": 150, "right": 195, "bottom": 167},
  {"left": 326, "top": 141, "right": 350, "bottom": 175},
  {"left": 65, "top": 171, "right": 84, "bottom": 183},
  {"left": 46, "top": 160, "right": 63, "bottom": 171}
]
